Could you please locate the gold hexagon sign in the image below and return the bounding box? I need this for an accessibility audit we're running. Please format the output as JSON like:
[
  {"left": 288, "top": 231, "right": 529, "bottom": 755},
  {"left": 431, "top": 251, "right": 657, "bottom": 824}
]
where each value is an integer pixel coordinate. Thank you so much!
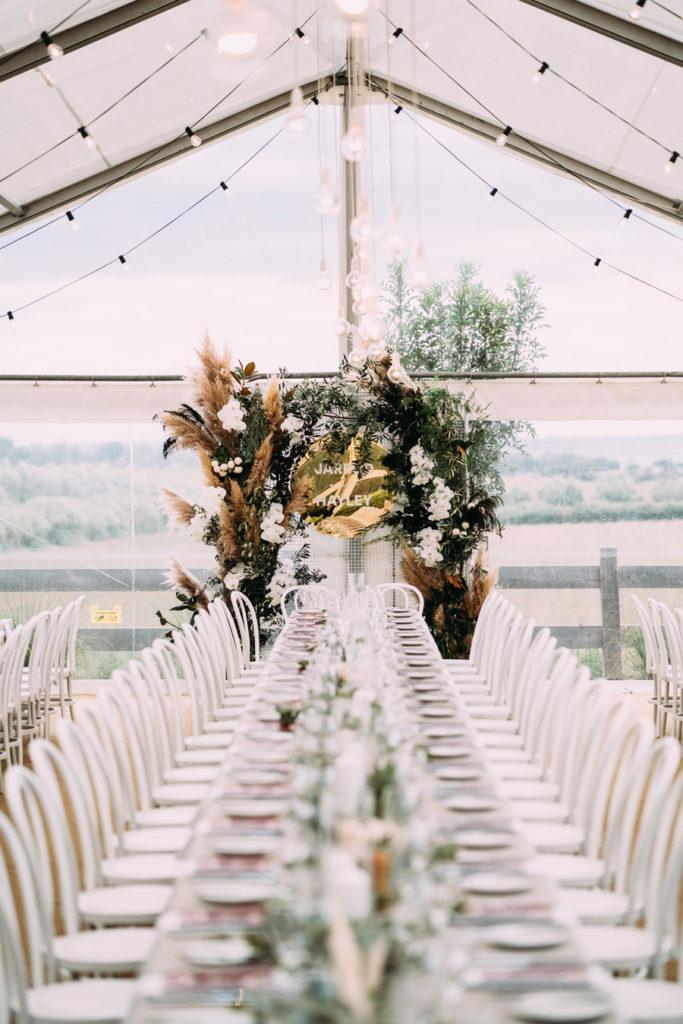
[{"left": 294, "top": 434, "right": 394, "bottom": 539}]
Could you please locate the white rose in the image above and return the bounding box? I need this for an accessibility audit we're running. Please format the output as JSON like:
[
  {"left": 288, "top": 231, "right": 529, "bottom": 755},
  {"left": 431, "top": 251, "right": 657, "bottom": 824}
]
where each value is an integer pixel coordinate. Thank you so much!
[{"left": 217, "top": 398, "right": 246, "bottom": 433}]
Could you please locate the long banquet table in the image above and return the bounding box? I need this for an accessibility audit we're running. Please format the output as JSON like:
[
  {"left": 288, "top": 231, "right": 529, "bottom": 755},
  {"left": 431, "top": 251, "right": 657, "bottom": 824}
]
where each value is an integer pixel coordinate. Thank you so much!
[{"left": 127, "top": 594, "right": 620, "bottom": 1024}]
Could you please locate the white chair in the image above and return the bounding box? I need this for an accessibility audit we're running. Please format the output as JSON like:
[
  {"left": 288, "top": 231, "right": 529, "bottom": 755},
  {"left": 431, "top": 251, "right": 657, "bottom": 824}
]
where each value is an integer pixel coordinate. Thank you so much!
[
  {"left": 5, "top": 764, "right": 155, "bottom": 975},
  {"left": 230, "top": 591, "right": 261, "bottom": 666},
  {"left": 377, "top": 583, "right": 424, "bottom": 613},
  {"left": 0, "top": 621, "right": 32, "bottom": 787},
  {"left": 0, "top": 812, "right": 137, "bottom": 1023}
]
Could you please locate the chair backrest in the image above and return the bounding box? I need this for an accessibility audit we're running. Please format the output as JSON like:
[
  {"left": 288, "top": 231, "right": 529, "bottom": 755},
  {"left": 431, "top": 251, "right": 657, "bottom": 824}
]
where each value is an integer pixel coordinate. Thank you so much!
[
  {"left": 468, "top": 589, "right": 500, "bottom": 666},
  {"left": 231, "top": 591, "right": 261, "bottom": 663},
  {"left": 0, "top": 622, "right": 31, "bottom": 715},
  {"left": 376, "top": 583, "right": 425, "bottom": 613},
  {"left": 65, "top": 595, "right": 84, "bottom": 677},
  {"left": 630, "top": 594, "right": 656, "bottom": 677},
  {"left": 647, "top": 599, "right": 670, "bottom": 682},
  {"left": 280, "top": 584, "right": 338, "bottom": 619},
  {"left": 658, "top": 602, "right": 683, "bottom": 690}
]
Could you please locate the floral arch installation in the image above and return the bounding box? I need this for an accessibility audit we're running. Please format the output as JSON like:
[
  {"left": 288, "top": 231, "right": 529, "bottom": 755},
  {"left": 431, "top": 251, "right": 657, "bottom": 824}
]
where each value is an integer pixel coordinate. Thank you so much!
[{"left": 158, "top": 337, "right": 502, "bottom": 658}]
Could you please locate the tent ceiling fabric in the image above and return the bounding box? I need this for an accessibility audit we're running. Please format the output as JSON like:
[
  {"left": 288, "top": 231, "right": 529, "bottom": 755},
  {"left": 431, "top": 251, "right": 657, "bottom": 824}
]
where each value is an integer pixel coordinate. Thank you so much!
[
  {"left": 1, "top": 377, "right": 682, "bottom": 422},
  {"left": 2, "top": 0, "right": 683, "bottom": 235}
]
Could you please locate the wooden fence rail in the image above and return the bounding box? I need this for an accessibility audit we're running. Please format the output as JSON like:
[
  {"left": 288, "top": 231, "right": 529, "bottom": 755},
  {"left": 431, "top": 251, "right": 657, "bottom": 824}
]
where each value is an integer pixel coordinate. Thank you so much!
[{"left": 1, "top": 547, "right": 682, "bottom": 677}]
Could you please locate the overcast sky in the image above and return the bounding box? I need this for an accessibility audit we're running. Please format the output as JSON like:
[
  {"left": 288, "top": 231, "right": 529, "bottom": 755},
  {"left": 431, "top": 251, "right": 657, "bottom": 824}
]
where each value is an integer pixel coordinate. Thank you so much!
[{"left": 2, "top": 91, "right": 683, "bottom": 380}]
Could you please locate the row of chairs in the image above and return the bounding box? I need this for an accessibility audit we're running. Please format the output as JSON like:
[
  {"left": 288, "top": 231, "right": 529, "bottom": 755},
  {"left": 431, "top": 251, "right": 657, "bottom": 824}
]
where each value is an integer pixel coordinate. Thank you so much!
[
  {"left": 455, "top": 591, "right": 683, "bottom": 1020},
  {"left": 0, "top": 595, "right": 82, "bottom": 788},
  {"left": 0, "top": 590, "right": 262, "bottom": 1023},
  {"left": 632, "top": 594, "right": 683, "bottom": 738}
]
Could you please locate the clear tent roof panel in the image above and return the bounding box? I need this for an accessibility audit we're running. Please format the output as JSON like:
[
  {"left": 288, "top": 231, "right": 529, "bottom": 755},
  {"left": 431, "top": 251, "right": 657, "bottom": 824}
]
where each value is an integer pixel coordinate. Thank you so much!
[
  {"left": 0, "top": 0, "right": 132, "bottom": 53},
  {"left": 1, "top": 0, "right": 683, "bottom": 220}
]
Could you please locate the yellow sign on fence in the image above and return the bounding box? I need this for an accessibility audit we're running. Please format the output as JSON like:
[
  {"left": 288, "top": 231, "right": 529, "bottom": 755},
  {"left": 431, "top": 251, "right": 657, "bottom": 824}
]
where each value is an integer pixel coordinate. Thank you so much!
[{"left": 90, "top": 605, "right": 122, "bottom": 625}]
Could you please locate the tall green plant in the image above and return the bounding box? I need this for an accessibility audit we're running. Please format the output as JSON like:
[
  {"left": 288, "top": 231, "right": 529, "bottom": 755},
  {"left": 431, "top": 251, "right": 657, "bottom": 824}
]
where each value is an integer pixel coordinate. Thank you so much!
[{"left": 383, "top": 261, "right": 546, "bottom": 496}]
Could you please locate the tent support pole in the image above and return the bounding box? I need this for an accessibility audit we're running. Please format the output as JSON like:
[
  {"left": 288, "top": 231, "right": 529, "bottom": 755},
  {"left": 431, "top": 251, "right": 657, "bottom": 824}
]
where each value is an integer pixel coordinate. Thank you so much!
[{"left": 339, "top": 38, "right": 361, "bottom": 358}]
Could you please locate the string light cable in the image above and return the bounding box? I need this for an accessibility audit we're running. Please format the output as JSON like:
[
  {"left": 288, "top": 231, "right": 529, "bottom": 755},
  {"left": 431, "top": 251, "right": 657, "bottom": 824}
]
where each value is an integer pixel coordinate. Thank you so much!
[
  {"left": 0, "top": 6, "right": 320, "bottom": 254},
  {"left": 0, "top": 93, "right": 325, "bottom": 324},
  {"left": 373, "top": 77, "right": 683, "bottom": 305},
  {"left": 463, "top": 0, "right": 677, "bottom": 159},
  {"left": 382, "top": 11, "right": 683, "bottom": 246}
]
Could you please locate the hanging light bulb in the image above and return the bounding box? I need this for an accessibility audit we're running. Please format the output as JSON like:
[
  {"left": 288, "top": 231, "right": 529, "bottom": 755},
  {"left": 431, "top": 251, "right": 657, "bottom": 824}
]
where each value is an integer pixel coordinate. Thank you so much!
[
  {"left": 40, "top": 30, "right": 63, "bottom": 60},
  {"left": 334, "top": 0, "right": 369, "bottom": 15},
  {"left": 664, "top": 151, "right": 679, "bottom": 174},
  {"left": 349, "top": 210, "right": 375, "bottom": 243},
  {"left": 359, "top": 312, "right": 385, "bottom": 344},
  {"left": 335, "top": 316, "right": 350, "bottom": 337},
  {"left": 215, "top": 1, "right": 258, "bottom": 55},
  {"left": 496, "top": 125, "right": 512, "bottom": 147},
  {"left": 185, "top": 126, "right": 202, "bottom": 147},
  {"left": 78, "top": 126, "right": 96, "bottom": 150},
  {"left": 65, "top": 210, "right": 78, "bottom": 232},
  {"left": 315, "top": 168, "right": 340, "bottom": 215},
  {"left": 118, "top": 255, "right": 129, "bottom": 271},
  {"left": 486, "top": 187, "right": 498, "bottom": 203},
  {"left": 341, "top": 122, "right": 364, "bottom": 162},
  {"left": 384, "top": 206, "right": 407, "bottom": 253},
  {"left": 389, "top": 26, "right": 404, "bottom": 45},
  {"left": 294, "top": 26, "right": 310, "bottom": 46},
  {"left": 287, "top": 86, "right": 308, "bottom": 135},
  {"left": 592, "top": 257, "right": 602, "bottom": 272},
  {"left": 532, "top": 61, "right": 549, "bottom": 84},
  {"left": 315, "top": 260, "right": 332, "bottom": 290},
  {"left": 630, "top": 0, "right": 647, "bottom": 19},
  {"left": 7, "top": 311, "right": 16, "bottom": 329},
  {"left": 408, "top": 242, "right": 430, "bottom": 290},
  {"left": 622, "top": 209, "right": 633, "bottom": 226}
]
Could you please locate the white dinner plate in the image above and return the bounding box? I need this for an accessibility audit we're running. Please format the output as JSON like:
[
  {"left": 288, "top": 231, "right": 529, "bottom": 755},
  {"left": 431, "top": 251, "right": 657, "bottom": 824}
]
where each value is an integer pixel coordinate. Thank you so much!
[
  {"left": 222, "top": 799, "right": 288, "bottom": 817},
  {"left": 436, "top": 766, "right": 483, "bottom": 782},
  {"left": 445, "top": 794, "right": 499, "bottom": 813},
  {"left": 511, "top": 990, "right": 611, "bottom": 1023},
  {"left": 421, "top": 708, "right": 459, "bottom": 719},
  {"left": 180, "top": 937, "right": 255, "bottom": 967},
  {"left": 197, "top": 880, "right": 274, "bottom": 904},
  {"left": 483, "top": 923, "right": 569, "bottom": 951},
  {"left": 455, "top": 829, "right": 514, "bottom": 849},
  {"left": 427, "top": 744, "right": 472, "bottom": 759},
  {"left": 460, "top": 872, "right": 535, "bottom": 896},
  {"left": 210, "top": 833, "right": 280, "bottom": 856}
]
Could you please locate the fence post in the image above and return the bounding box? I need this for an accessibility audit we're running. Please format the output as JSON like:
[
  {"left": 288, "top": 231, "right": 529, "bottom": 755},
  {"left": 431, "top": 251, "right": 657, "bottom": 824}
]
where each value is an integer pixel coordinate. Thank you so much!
[{"left": 599, "top": 546, "right": 622, "bottom": 679}]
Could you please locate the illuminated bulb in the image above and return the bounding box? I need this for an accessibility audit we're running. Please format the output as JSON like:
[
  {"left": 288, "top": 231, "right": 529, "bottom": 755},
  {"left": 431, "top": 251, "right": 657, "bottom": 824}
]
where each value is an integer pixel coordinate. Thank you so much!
[
  {"left": 65, "top": 210, "right": 78, "bottom": 231},
  {"left": 315, "top": 261, "right": 332, "bottom": 291},
  {"left": 215, "top": 2, "right": 258, "bottom": 57},
  {"left": 335, "top": 317, "right": 350, "bottom": 336},
  {"left": 27, "top": 9, "right": 35, "bottom": 22},
  {"left": 532, "top": 61, "right": 549, "bottom": 84},
  {"left": 294, "top": 27, "right": 310, "bottom": 45},
  {"left": 630, "top": 0, "right": 646, "bottom": 18},
  {"left": 78, "top": 126, "right": 96, "bottom": 149},
  {"left": 496, "top": 126, "right": 512, "bottom": 147},
  {"left": 7, "top": 311, "right": 16, "bottom": 329},
  {"left": 118, "top": 255, "right": 129, "bottom": 271},
  {"left": 341, "top": 123, "right": 364, "bottom": 162},
  {"left": 622, "top": 209, "right": 633, "bottom": 226},
  {"left": 592, "top": 257, "right": 602, "bottom": 272},
  {"left": 334, "top": 0, "right": 369, "bottom": 14},
  {"left": 185, "top": 126, "right": 201, "bottom": 147},
  {"left": 40, "top": 30, "right": 63, "bottom": 59},
  {"left": 665, "top": 151, "right": 679, "bottom": 174},
  {"left": 389, "top": 27, "right": 403, "bottom": 45},
  {"left": 359, "top": 313, "right": 385, "bottom": 343},
  {"left": 315, "top": 169, "right": 340, "bottom": 215},
  {"left": 287, "top": 86, "right": 308, "bottom": 135},
  {"left": 219, "top": 181, "right": 233, "bottom": 197},
  {"left": 384, "top": 206, "right": 406, "bottom": 253},
  {"left": 350, "top": 211, "right": 375, "bottom": 243}
]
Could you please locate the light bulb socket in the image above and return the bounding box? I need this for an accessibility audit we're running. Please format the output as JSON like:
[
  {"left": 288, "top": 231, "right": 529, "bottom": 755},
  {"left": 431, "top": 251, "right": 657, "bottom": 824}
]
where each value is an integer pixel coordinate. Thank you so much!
[
  {"left": 593, "top": 257, "right": 602, "bottom": 269},
  {"left": 41, "top": 30, "right": 63, "bottom": 59},
  {"left": 66, "top": 210, "right": 77, "bottom": 229},
  {"left": 631, "top": 0, "right": 647, "bottom": 14},
  {"left": 496, "top": 125, "right": 512, "bottom": 146},
  {"left": 533, "top": 61, "right": 549, "bottom": 81},
  {"left": 667, "top": 151, "right": 680, "bottom": 172},
  {"left": 118, "top": 254, "right": 127, "bottom": 265},
  {"left": 7, "top": 310, "right": 14, "bottom": 322},
  {"left": 294, "top": 26, "right": 307, "bottom": 41},
  {"left": 623, "top": 208, "right": 633, "bottom": 221},
  {"left": 220, "top": 180, "right": 230, "bottom": 191},
  {"left": 78, "top": 126, "right": 89, "bottom": 140},
  {"left": 394, "top": 104, "right": 403, "bottom": 115},
  {"left": 185, "top": 126, "right": 201, "bottom": 146},
  {"left": 391, "top": 26, "right": 403, "bottom": 39},
  {"left": 488, "top": 187, "right": 498, "bottom": 200}
]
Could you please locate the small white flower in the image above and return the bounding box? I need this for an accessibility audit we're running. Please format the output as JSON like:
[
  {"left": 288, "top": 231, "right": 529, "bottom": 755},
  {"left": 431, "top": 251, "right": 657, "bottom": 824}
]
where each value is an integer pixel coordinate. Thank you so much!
[
  {"left": 220, "top": 463, "right": 228, "bottom": 472},
  {"left": 217, "top": 397, "right": 247, "bottom": 434},
  {"left": 227, "top": 459, "right": 235, "bottom": 470},
  {"left": 261, "top": 501, "right": 286, "bottom": 545},
  {"left": 427, "top": 477, "right": 454, "bottom": 522},
  {"left": 234, "top": 466, "right": 243, "bottom": 474},
  {"left": 409, "top": 443, "right": 435, "bottom": 487},
  {"left": 235, "top": 457, "right": 242, "bottom": 465},
  {"left": 224, "top": 562, "right": 246, "bottom": 590},
  {"left": 414, "top": 526, "right": 443, "bottom": 567},
  {"left": 452, "top": 528, "right": 461, "bottom": 537},
  {"left": 200, "top": 486, "right": 226, "bottom": 517},
  {"left": 461, "top": 521, "right": 470, "bottom": 530}
]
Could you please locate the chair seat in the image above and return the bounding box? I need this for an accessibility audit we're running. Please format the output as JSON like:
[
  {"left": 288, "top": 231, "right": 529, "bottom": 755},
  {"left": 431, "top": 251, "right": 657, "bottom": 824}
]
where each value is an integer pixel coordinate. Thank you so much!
[
  {"left": 53, "top": 927, "right": 155, "bottom": 974},
  {"left": 510, "top": 800, "right": 569, "bottom": 823},
  {"left": 152, "top": 782, "right": 209, "bottom": 806},
  {"left": 184, "top": 733, "right": 234, "bottom": 749},
  {"left": 118, "top": 826, "right": 190, "bottom": 855},
  {"left": 577, "top": 925, "right": 657, "bottom": 972},
  {"left": 134, "top": 805, "right": 197, "bottom": 828},
  {"left": 556, "top": 887, "right": 629, "bottom": 923},
  {"left": 175, "top": 748, "right": 225, "bottom": 766},
  {"left": 102, "top": 853, "right": 194, "bottom": 885},
  {"left": 163, "top": 765, "right": 219, "bottom": 784},
  {"left": 497, "top": 780, "right": 558, "bottom": 800},
  {"left": 533, "top": 853, "right": 605, "bottom": 889},
  {"left": 523, "top": 821, "right": 584, "bottom": 853},
  {"left": 26, "top": 978, "right": 137, "bottom": 1023},
  {"left": 609, "top": 978, "right": 683, "bottom": 1022},
  {"left": 78, "top": 884, "right": 171, "bottom": 926}
]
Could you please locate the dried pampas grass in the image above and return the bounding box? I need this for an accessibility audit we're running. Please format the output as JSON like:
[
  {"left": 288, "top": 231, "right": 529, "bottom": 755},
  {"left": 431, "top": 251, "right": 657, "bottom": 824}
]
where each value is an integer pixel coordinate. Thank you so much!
[
  {"left": 246, "top": 435, "right": 273, "bottom": 497},
  {"left": 189, "top": 334, "right": 234, "bottom": 434},
  {"left": 464, "top": 545, "right": 498, "bottom": 620},
  {"left": 161, "top": 489, "right": 195, "bottom": 527},
  {"left": 217, "top": 503, "right": 241, "bottom": 564},
  {"left": 166, "top": 558, "right": 209, "bottom": 610},
  {"left": 284, "top": 474, "right": 312, "bottom": 526},
  {"left": 400, "top": 542, "right": 445, "bottom": 600},
  {"left": 158, "top": 411, "right": 213, "bottom": 456},
  {"left": 263, "top": 377, "right": 283, "bottom": 429},
  {"left": 228, "top": 480, "right": 260, "bottom": 550}
]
